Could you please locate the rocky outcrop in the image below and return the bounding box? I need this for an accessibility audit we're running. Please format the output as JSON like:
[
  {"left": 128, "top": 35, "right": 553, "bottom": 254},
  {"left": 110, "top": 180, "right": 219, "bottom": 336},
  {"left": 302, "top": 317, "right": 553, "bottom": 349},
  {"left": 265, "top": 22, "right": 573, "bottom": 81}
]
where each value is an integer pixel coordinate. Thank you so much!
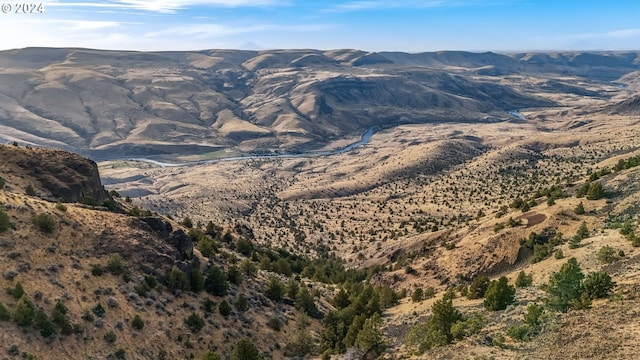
[{"left": 0, "top": 144, "right": 106, "bottom": 203}]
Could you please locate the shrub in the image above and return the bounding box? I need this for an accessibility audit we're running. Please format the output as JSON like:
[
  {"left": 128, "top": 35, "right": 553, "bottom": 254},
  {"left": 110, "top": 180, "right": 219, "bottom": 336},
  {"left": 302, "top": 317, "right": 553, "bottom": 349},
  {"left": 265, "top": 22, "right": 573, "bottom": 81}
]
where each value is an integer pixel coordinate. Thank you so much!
[
  {"left": 524, "top": 303, "right": 544, "bottom": 327},
  {"left": 104, "top": 331, "right": 117, "bottom": 343},
  {"left": 467, "top": 275, "right": 490, "bottom": 299},
  {"left": 219, "top": 300, "right": 232, "bottom": 317},
  {"left": 168, "top": 266, "right": 190, "bottom": 291},
  {"left": 13, "top": 295, "right": 35, "bottom": 326},
  {"left": 25, "top": 184, "right": 36, "bottom": 196},
  {"left": 582, "top": 272, "right": 615, "bottom": 299},
  {"left": 0, "top": 176, "right": 5, "bottom": 189},
  {"left": 106, "top": 253, "right": 126, "bottom": 275},
  {"left": 411, "top": 288, "right": 423, "bottom": 302},
  {"left": 203, "top": 298, "right": 215, "bottom": 313},
  {"left": 0, "top": 208, "right": 12, "bottom": 232},
  {"left": 6, "top": 282, "right": 25, "bottom": 299},
  {"left": 405, "top": 298, "right": 463, "bottom": 354},
  {"left": 227, "top": 266, "right": 242, "bottom": 285},
  {"left": 235, "top": 295, "right": 249, "bottom": 312},
  {"left": 596, "top": 246, "right": 619, "bottom": 264},
  {"left": 507, "top": 324, "right": 532, "bottom": 341},
  {"left": 185, "top": 312, "right": 205, "bottom": 332},
  {"left": 450, "top": 313, "right": 485, "bottom": 340},
  {"left": 267, "top": 316, "right": 282, "bottom": 331},
  {"left": 55, "top": 201, "right": 67, "bottom": 212},
  {"left": 230, "top": 338, "right": 260, "bottom": 360},
  {"left": 35, "top": 309, "right": 56, "bottom": 337},
  {"left": 574, "top": 202, "right": 585, "bottom": 215},
  {"left": 114, "top": 348, "right": 126, "bottom": 360},
  {"left": 32, "top": 212, "right": 56, "bottom": 234},
  {"left": 131, "top": 314, "right": 144, "bottom": 330},
  {"left": 483, "top": 276, "right": 515, "bottom": 311},
  {"left": 235, "top": 238, "right": 253, "bottom": 256},
  {"left": 91, "top": 264, "right": 104, "bottom": 276},
  {"left": 0, "top": 301, "right": 10, "bottom": 321},
  {"left": 264, "top": 276, "right": 285, "bottom": 302},
  {"left": 190, "top": 268, "right": 205, "bottom": 293},
  {"left": 240, "top": 260, "right": 257, "bottom": 277},
  {"left": 92, "top": 303, "right": 106, "bottom": 318},
  {"left": 586, "top": 182, "right": 605, "bottom": 200},
  {"left": 515, "top": 271, "right": 533, "bottom": 288},
  {"left": 180, "top": 217, "right": 193, "bottom": 228},
  {"left": 554, "top": 249, "right": 565, "bottom": 259}
]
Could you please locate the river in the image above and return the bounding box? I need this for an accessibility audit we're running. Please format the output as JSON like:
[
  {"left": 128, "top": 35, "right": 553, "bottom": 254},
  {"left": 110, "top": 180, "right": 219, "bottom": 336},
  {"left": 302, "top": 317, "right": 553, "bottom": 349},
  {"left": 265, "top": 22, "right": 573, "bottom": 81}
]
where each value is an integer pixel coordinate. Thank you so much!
[{"left": 127, "top": 126, "right": 377, "bottom": 168}]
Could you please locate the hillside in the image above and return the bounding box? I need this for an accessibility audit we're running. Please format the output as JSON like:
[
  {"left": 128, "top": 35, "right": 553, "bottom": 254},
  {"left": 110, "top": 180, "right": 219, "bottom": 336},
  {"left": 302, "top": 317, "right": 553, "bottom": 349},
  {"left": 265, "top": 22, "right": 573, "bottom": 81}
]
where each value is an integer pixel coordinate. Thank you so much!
[
  {"left": 2, "top": 48, "right": 639, "bottom": 160},
  {"left": 0, "top": 144, "right": 373, "bottom": 360}
]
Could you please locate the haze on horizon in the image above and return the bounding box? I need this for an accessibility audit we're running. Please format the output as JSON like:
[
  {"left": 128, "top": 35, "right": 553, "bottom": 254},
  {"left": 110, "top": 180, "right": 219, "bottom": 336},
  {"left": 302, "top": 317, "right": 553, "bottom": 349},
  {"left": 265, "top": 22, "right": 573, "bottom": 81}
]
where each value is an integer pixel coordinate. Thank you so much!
[{"left": 1, "top": 0, "right": 639, "bottom": 53}]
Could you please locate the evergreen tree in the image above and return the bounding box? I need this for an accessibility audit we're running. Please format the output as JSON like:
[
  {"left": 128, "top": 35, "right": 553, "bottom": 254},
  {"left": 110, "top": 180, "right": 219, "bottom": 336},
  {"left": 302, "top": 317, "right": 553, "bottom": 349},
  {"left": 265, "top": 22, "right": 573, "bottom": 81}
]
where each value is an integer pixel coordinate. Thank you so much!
[
  {"left": 204, "top": 266, "right": 228, "bottom": 296},
  {"left": 13, "top": 295, "right": 35, "bottom": 326},
  {"left": 264, "top": 276, "right": 285, "bottom": 302},
  {"left": 355, "top": 313, "right": 386, "bottom": 357},
  {"left": 545, "top": 257, "right": 585, "bottom": 312}
]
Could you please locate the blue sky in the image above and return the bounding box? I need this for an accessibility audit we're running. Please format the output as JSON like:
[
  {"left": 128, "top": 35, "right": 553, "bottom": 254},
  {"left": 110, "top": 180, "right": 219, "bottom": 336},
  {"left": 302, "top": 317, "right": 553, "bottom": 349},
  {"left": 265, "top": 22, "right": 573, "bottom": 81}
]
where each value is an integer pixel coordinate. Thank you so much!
[{"left": 1, "top": 0, "right": 639, "bottom": 52}]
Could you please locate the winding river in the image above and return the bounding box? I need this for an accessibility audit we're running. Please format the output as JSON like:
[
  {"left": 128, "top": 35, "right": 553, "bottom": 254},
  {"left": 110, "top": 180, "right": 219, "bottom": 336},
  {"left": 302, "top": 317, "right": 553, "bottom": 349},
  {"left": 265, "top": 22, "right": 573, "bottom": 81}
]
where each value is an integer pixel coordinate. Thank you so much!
[{"left": 128, "top": 126, "right": 377, "bottom": 168}]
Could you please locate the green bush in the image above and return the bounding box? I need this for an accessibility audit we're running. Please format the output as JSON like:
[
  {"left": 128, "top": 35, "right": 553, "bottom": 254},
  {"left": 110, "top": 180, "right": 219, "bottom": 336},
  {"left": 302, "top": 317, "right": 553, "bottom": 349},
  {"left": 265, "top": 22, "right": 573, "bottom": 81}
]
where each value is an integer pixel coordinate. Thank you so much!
[
  {"left": 586, "top": 182, "right": 605, "bottom": 200},
  {"left": 25, "top": 184, "right": 36, "bottom": 196},
  {"left": 0, "top": 301, "right": 10, "bottom": 321},
  {"left": 106, "top": 253, "right": 126, "bottom": 275},
  {"left": 483, "top": 276, "right": 515, "bottom": 311},
  {"left": 596, "top": 246, "right": 619, "bottom": 264},
  {"left": 6, "top": 282, "right": 25, "bottom": 299},
  {"left": 204, "top": 266, "right": 228, "bottom": 296},
  {"left": 467, "top": 275, "right": 490, "bottom": 299},
  {"left": 230, "top": 338, "right": 261, "bottom": 360},
  {"left": 180, "top": 217, "right": 193, "bottom": 228},
  {"left": 104, "top": 331, "right": 117, "bottom": 343},
  {"left": 411, "top": 288, "right": 423, "bottom": 302},
  {"left": 219, "top": 300, "right": 232, "bottom": 317},
  {"left": 405, "top": 298, "right": 464, "bottom": 354},
  {"left": 267, "top": 316, "right": 282, "bottom": 331},
  {"left": 32, "top": 212, "right": 56, "bottom": 234},
  {"left": 168, "top": 266, "right": 190, "bottom": 291},
  {"left": 55, "top": 201, "right": 67, "bottom": 212},
  {"left": 264, "top": 276, "right": 285, "bottom": 302},
  {"left": 0, "top": 176, "right": 5, "bottom": 189},
  {"left": 13, "top": 295, "right": 35, "bottom": 326},
  {"left": 515, "top": 271, "right": 533, "bottom": 288},
  {"left": 92, "top": 303, "right": 106, "bottom": 318},
  {"left": 131, "top": 314, "right": 144, "bottom": 330},
  {"left": 574, "top": 202, "right": 585, "bottom": 215},
  {"left": 507, "top": 324, "right": 532, "bottom": 341},
  {"left": 0, "top": 208, "right": 11, "bottom": 232},
  {"left": 35, "top": 309, "right": 56, "bottom": 337},
  {"left": 185, "top": 312, "right": 205, "bottom": 332},
  {"left": 582, "top": 272, "right": 615, "bottom": 299}
]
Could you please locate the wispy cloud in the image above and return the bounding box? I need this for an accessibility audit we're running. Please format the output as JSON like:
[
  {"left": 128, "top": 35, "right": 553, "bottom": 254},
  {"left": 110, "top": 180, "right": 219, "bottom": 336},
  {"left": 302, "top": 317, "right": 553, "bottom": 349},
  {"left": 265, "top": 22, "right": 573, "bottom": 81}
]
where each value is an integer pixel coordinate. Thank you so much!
[
  {"left": 327, "top": 0, "right": 455, "bottom": 12},
  {"left": 48, "top": 0, "right": 287, "bottom": 13},
  {"left": 145, "top": 23, "right": 333, "bottom": 39},
  {"left": 63, "top": 20, "right": 122, "bottom": 30}
]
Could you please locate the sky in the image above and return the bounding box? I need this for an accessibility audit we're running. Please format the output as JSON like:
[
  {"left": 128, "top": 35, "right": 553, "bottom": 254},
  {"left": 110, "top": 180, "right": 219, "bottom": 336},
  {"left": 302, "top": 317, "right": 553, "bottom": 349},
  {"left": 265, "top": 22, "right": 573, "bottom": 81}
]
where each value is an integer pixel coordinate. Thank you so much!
[{"left": 1, "top": 0, "right": 639, "bottom": 52}]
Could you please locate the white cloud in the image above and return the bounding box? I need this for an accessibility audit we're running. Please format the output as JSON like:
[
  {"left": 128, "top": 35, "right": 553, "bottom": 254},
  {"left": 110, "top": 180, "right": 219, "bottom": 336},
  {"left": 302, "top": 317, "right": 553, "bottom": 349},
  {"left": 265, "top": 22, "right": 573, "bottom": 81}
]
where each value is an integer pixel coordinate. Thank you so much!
[
  {"left": 63, "top": 20, "right": 122, "bottom": 30},
  {"left": 47, "top": 0, "right": 286, "bottom": 13},
  {"left": 327, "top": 0, "right": 451, "bottom": 12}
]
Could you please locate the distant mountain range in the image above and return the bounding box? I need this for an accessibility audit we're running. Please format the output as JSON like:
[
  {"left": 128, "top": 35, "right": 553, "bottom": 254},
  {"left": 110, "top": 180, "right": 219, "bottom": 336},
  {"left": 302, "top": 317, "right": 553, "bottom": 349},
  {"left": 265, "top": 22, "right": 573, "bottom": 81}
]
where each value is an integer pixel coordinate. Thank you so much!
[{"left": 0, "top": 48, "right": 638, "bottom": 160}]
